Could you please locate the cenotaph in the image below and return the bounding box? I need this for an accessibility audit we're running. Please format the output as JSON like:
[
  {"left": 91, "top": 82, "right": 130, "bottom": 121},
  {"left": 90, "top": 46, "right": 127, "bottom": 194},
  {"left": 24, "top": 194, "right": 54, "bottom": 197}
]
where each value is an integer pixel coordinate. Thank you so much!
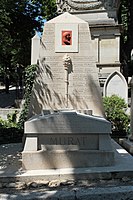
[
  {"left": 22, "top": 13, "right": 114, "bottom": 171},
  {"left": 22, "top": 110, "right": 114, "bottom": 170},
  {"left": 28, "top": 12, "right": 105, "bottom": 118}
]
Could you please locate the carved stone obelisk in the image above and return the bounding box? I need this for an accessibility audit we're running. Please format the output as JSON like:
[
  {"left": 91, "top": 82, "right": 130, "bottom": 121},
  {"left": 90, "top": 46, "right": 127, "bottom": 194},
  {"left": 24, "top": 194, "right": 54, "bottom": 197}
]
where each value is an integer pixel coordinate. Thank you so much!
[{"left": 28, "top": 12, "right": 104, "bottom": 118}]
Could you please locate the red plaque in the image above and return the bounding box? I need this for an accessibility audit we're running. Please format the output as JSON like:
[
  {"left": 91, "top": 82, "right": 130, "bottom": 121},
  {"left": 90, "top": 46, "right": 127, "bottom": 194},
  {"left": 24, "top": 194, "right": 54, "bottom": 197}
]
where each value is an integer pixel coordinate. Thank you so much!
[{"left": 62, "top": 31, "right": 72, "bottom": 45}]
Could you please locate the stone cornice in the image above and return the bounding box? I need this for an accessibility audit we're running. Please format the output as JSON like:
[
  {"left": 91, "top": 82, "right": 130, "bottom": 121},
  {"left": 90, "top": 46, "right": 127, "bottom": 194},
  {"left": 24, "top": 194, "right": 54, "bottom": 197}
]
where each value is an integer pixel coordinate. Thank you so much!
[
  {"left": 56, "top": 0, "right": 120, "bottom": 13},
  {"left": 96, "top": 62, "right": 121, "bottom": 68}
]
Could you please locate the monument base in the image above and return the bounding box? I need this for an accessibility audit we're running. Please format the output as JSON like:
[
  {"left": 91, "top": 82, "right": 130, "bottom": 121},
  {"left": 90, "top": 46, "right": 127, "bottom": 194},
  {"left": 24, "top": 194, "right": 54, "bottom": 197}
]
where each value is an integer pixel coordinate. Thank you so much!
[
  {"left": 22, "top": 110, "right": 114, "bottom": 170},
  {"left": 22, "top": 150, "right": 114, "bottom": 170}
]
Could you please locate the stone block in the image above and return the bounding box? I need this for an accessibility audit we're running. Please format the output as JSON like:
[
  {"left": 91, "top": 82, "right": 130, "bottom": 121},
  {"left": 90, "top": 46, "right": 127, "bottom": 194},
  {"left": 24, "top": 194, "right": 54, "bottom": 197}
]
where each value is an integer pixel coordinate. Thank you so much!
[{"left": 22, "top": 110, "right": 114, "bottom": 170}]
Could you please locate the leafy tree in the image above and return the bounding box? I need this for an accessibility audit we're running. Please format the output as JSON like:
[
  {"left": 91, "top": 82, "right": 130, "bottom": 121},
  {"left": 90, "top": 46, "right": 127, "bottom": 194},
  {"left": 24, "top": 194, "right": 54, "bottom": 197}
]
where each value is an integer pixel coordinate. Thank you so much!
[
  {"left": 0, "top": 0, "right": 57, "bottom": 93},
  {"left": 119, "top": 0, "right": 133, "bottom": 76},
  {"left": 31, "top": 0, "right": 57, "bottom": 21},
  {"left": 0, "top": 0, "right": 12, "bottom": 91}
]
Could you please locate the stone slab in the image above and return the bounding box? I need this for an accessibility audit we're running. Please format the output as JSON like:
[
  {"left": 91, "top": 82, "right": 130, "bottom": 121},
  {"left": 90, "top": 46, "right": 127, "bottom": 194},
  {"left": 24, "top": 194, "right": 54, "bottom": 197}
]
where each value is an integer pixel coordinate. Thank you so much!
[
  {"left": 28, "top": 12, "right": 104, "bottom": 118},
  {"left": 22, "top": 150, "right": 114, "bottom": 170},
  {"left": 22, "top": 110, "right": 114, "bottom": 169},
  {"left": 25, "top": 110, "right": 111, "bottom": 134},
  {"left": 21, "top": 140, "right": 133, "bottom": 181}
]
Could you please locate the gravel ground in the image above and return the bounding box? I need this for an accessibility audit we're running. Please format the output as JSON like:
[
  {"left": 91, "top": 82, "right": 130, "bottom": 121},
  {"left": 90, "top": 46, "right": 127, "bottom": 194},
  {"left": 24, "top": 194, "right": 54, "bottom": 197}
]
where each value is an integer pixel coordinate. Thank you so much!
[
  {"left": 0, "top": 143, "right": 23, "bottom": 176},
  {"left": 0, "top": 143, "right": 133, "bottom": 199}
]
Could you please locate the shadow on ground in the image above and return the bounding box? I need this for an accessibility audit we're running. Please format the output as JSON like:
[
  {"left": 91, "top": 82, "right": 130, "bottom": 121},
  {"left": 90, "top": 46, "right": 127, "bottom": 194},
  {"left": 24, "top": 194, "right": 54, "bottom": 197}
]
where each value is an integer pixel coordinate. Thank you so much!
[{"left": 0, "top": 143, "right": 23, "bottom": 176}]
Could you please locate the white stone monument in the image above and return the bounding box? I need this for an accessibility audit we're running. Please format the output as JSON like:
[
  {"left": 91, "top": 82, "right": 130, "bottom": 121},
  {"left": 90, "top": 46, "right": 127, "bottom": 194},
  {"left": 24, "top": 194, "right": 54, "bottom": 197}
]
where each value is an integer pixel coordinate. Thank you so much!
[
  {"left": 103, "top": 71, "right": 128, "bottom": 103},
  {"left": 28, "top": 12, "right": 104, "bottom": 118},
  {"left": 22, "top": 110, "right": 114, "bottom": 170},
  {"left": 31, "top": 32, "right": 40, "bottom": 65},
  {"left": 22, "top": 12, "right": 115, "bottom": 171}
]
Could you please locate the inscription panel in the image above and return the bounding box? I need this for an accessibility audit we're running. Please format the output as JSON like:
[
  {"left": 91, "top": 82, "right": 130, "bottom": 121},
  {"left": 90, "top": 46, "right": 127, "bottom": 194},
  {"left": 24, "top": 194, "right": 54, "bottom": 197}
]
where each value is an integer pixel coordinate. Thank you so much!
[{"left": 39, "top": 134, "right": 99, "bottom": 150}]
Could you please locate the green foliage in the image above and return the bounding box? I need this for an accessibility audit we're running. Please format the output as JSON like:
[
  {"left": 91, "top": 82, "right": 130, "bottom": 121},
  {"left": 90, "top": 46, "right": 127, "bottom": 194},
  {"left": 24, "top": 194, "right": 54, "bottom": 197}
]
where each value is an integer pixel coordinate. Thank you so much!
[
  {"left": 0, "top": 111, "right": 23, "bottom": 144},
  {"left": 119, "top": 0, "right": 129, "bottom": 43},
  {"left": 0, "top": 111, "right": 18, "bottom": 128},
  {"left": 31, "top": 0, "right": 57, "bottom": 20},
  {"left": 18, "top": 64, "right": 37, "bottom": 129},
  {"left": 0, "top": 0, "right": 57, "bottom": 90},
  {"left": 0, "top": 0, "right": 42, "bottom": 89},
  {"left": 103, "top": 95, "right": 130, "bottom": 132}
]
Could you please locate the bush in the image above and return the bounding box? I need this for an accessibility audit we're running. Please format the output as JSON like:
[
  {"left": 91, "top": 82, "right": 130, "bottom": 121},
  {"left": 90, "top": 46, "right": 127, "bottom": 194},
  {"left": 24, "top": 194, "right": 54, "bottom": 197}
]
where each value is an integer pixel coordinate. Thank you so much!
[
  {"left": 0, "top": 112, "right": 23, "bottom": 144},
  {"left": 0, "top": 111, "right": 18, "bottom": 128},
  {"left": 103, "top": 95, "right": 130, "bottom": 133}
]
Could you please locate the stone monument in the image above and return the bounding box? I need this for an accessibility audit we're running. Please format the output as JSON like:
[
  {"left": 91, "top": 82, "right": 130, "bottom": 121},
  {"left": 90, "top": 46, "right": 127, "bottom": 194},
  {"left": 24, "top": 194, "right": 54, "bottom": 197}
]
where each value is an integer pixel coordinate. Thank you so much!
[
  {"left": 22, "top": 110, "right": 114, "bottom": 170},
  {"left": 56, "top": 0, "right": 120, "bottom": 14},
  {"left": 28, "top": 12, "right": 104, "bottom": 118},
  {"left": 56, "top": 0, "right": 121, "bottom": 91},
  {"left": 22, "top": 12, "right": 114, "bottom": 171},
  {"left": 103, "top": 71, "right": 128, "bottom": 103}
]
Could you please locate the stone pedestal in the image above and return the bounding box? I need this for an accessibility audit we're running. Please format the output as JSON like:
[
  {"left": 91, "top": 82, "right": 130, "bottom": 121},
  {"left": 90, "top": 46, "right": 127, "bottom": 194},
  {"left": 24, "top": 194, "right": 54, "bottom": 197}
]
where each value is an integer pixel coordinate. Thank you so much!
[{"left": 22, "top": 110, "right": 114, "bottom": 170}]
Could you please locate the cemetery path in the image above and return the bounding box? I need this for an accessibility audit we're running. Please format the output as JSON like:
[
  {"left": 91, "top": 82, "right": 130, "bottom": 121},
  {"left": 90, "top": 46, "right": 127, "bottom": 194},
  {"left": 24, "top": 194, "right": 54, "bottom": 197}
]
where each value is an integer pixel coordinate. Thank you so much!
[
  {"left": 0, "top": 142, "right": 133, "bottom": 199},
  {"left": 0, "top": 141, "right": 133, "bottom": 179}
]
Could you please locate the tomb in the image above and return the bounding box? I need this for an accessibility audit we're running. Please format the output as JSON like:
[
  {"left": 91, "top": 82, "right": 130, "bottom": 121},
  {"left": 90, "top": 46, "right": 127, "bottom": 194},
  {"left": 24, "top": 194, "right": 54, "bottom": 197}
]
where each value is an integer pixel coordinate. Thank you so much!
[
  {"left": 22, "top": 12, "right": 114, "bottom": 171},
  {"left": 22, "top": 110, "right": 114, "bottom": 170}
]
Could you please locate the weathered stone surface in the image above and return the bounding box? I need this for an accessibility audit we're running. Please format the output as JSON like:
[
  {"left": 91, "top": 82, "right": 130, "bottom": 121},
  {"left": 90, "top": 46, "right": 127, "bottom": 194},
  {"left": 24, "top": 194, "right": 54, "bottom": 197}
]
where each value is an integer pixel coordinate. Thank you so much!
[
  {"left": 23, "top": 12, "right": 115, "bottom": 172},
  {"left": 28, "top": 12, "right": 104, "bottom": 118},
  {"left": 103, "top": 71, "right": 128, "bottom": 103},
  {"left": 22, "top": 110, "right": 114, "bottom": 170},
  {"left": 56, "top": 0, "right": 120, "bottom": 13}
]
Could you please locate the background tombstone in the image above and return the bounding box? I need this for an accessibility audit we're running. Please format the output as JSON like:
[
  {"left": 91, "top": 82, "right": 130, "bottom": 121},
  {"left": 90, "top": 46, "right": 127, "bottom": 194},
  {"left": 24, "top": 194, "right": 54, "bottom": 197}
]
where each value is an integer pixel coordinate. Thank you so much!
[
  {"left": 103, "top": 71, "right": 128, "bottom": 103},
  {"left": 28, "top": 12, "right": 104, "bottom": 118},
  {"left": 31, "top": 33, "right": 40, "bottom": 65}
]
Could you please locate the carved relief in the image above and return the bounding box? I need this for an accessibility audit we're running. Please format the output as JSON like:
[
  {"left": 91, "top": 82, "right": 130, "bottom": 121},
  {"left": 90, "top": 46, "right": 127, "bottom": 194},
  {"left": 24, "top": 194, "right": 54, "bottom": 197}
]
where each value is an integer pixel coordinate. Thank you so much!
[
  {"left": 55, "top": 23, "right": 78, "bottom": 52},
  {"left": 56, "top": 0, "right": 120, "bottom": 12},
  {"left": 56, "top": 0, "right": 103, "bottom": 12},
  {"left": 67, "top": 0, "right": 102, "bottom": 10},
  {"left": 62, "top": 31, "right": 72, "bottom": 45},
  {"left": 63, "top": 54, "right": 72, "bottom": 70}
]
